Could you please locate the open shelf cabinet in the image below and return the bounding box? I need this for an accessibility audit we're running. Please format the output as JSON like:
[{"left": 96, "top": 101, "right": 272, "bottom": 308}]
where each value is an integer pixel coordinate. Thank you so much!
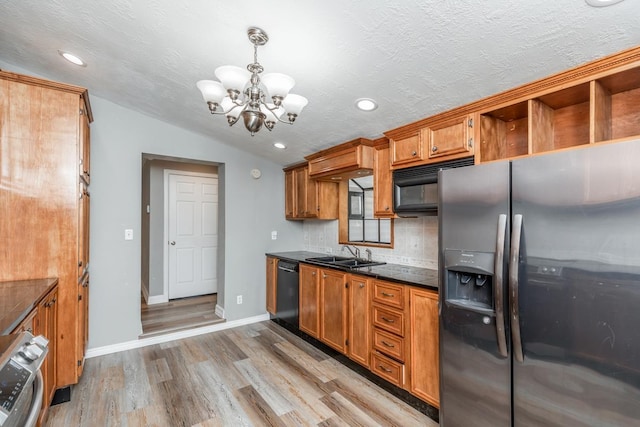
[{"left": 478, "top": 58, "right": 640, "bottom": 163}]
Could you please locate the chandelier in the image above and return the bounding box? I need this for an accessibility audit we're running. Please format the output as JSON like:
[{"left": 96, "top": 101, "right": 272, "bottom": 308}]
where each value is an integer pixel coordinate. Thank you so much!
[{"left": 196, "top": 27, "right": 308, "bottom": 136}]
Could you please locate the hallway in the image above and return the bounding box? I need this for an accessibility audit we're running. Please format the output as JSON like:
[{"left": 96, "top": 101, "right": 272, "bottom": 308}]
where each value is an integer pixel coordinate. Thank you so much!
[{"left": 140, "top": 293, "right": 224, "bottom": 337}]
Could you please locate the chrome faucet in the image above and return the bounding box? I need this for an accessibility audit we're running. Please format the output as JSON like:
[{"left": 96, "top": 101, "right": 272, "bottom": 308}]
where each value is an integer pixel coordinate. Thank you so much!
[
  {"left": 342, "top": 245, "right": 360, "bottom": 259},
  {"left": 365, "top": 248, "right": 372, "bottom": 262}
]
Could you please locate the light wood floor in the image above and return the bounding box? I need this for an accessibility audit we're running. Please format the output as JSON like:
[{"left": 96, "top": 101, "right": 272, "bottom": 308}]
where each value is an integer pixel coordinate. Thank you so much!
[
  {"left": 46, "top": 321, "right": 437, "bottom": 427},
  {"left": 140, "top": 294, "right": 224, "bottom": 337}
]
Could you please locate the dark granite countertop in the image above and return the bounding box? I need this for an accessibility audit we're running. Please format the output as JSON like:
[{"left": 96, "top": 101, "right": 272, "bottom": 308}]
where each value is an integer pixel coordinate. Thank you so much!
[
  {"left": 266, "top": 251, "right": 438, "bottom": 290},
  {"left": 0, "top": 278, "right": 58, "bottom": 335}
]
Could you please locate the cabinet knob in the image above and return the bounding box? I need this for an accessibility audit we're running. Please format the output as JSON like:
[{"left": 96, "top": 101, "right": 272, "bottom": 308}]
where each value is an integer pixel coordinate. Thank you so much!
[
  {"left": 432, "top": 146, "right": 438, "bottom": 152},
  {"left": 385, "top": 206, "right": 389, "bottom": 211},
  {"left": 323, "top": 274, "right": 327, "bottom": 278},
  {"left": 359, "top": 283, "right": 365, "bottom": 288},
  {"left": 412, "top": 151, "right": 417, "bottom": 156},
  {"left": 312, "top": 272, "right": 316, "bottom": 276},
  {"left": 170, "top": 241, "right": 176, "bottom": 245}
]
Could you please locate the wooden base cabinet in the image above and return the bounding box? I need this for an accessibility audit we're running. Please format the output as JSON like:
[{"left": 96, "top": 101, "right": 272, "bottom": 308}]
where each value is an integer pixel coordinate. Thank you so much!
[
  {"left": 347, "top": 275, "right": 370, "bottom": 368},
  {"left": 266, "top": 256, "right": 278, "bottom": 315},
  {"left": 0, "top": 70, "right": 92, "bottom": 387},
  {"left": 320, "top": 269, "right": 348, "bottom": 353},
  {"left": 36, "top": 287, "right": 58, "bottom": 425},
  {"left": 370, "top": 279, "right": 407, "bottom": 387},
  {"left": 299, "top": 264, "right": 320, "bottom": 338},
  {"left": 408, "top": 287, "right": 439, "bottom": 408}
]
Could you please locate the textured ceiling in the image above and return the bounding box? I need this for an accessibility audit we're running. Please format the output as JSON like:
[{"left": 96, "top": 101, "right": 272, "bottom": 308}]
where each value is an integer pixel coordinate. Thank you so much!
[{"left": 0, "top": 1, "right": 638, "bottom": 166}]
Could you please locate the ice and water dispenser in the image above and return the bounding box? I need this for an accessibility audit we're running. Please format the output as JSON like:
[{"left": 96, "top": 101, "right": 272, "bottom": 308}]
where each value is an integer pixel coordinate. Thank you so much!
[{"left": 444, "top": 249, "right": 495, "bottom": 314}]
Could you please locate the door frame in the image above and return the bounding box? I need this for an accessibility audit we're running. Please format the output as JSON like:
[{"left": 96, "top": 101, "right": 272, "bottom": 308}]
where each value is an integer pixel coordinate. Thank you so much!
[{"left": 163, "top": 169, "right": 219, "bottom": 301}]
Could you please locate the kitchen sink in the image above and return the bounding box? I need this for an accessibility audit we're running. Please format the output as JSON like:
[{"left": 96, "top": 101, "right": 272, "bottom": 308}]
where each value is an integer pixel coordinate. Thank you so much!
[
  {"left": 333, "top": 258, "right": 386, "bottom": 268},
  {"left": 305, "top": 256, "right": 386, "bottom": 269},
  {"left": 305, "top": 256, "right": 353, "bottom": 263}
]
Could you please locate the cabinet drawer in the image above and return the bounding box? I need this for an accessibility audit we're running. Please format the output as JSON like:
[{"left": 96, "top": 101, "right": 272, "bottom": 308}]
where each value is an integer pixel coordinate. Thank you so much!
[
  {"left": 371, "top": 351, "right": 404, "bottom": 387},
  {"left": 373, "top": 328, "right": 405, "bottom": 362},
  {"left": 372, "top": 281, "right": 404, "bottom": 309},
  {"left": 372, "top": 304, "right": 405, "bottom": 336}
]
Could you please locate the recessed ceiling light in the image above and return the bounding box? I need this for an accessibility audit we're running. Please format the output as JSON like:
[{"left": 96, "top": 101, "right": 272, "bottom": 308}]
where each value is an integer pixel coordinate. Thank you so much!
[
  {"left": 58, "top": 50, "right": 87, "bottom": 67},
  {"left": 585, "top": 0, "right": 624, "bottom": 6},
  {"left": 274, "top": 142, "right": 286, "bottom": 149},
  {"left": 355, "top": 98, "right": 378, "bottom": 112}
]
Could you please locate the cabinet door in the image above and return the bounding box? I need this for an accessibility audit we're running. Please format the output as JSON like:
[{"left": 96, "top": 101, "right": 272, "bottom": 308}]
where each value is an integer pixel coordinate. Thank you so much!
[
  {"left": 303, "top": 170, "right": 320, "bottom": 218},
  {"left": 348, "top": 275, "right": 370, "bottom": 367},
  {"left": 79, "top": 103, "right": 91, "bottom": 184},
  {"left": 35, "top": 287, "right": 58, "bottom": 421},
  {"left": 374, "top": 145, "right": 395, "bottom": 217},
  {"left": 294, "top": 166, "right": 318, "bottom": 218},
  {"left": 77, "top": 274, "right": 89, "bottom": 377},
  {"left": 294, "top": 167, "right": 308, "bottom": 217},
  {"left": 390, "top": 133, "right": 422, "bottom": 166},
  {"left": 299, "top": 264, "right": 320, "bottom": 338},
  {"left": 320, "top": 268, "right": 348, "bottom": 353},
  {"left": 424, "top": 115, "right": 473, "bottom": 160},
  {"left": 13, "top": 309, "right": 36, "bottom": 334},
  {"left": 284, "top": 170, "right": 295, "bottom": 219},
  {"left": 78, "top": 182, "right": 90, "bottom": 277},
  {"left": 409, "top": 287, "right": 439, "bottom": 408},
  {"left": 266, "top": 257, "right": 277, "bottom": 314}
]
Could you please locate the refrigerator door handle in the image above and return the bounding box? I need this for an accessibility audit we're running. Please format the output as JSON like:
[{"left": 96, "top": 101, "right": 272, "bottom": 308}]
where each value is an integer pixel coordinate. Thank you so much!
[
  {"left": 510, "top": 214, "right": 525, "bottom": 362},
  {"left": 494, "top": 214, "right": 508, "bottom": 357}
]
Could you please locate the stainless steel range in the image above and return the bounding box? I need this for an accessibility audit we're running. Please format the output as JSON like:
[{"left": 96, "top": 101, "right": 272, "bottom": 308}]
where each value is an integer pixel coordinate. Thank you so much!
[{"left": 0, "top": 331, "right": 48, "bottom": 427}]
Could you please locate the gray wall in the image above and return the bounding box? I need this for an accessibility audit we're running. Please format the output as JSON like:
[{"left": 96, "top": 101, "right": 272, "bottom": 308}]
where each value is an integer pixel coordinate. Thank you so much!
[
  {"left": 89, "top": 97, "right": 304, "bottom": 347},
  {"left": 0, "top": 60, "right": 305, "bottom": 348}
]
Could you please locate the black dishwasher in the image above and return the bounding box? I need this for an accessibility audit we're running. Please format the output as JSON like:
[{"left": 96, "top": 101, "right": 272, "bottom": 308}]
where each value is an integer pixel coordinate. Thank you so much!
[{"left": 276, "top": 260, "right": 299, "bottom": 328}]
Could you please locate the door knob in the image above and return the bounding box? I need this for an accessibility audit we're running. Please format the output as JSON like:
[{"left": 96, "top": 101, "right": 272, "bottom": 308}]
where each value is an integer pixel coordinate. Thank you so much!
[{"left": 170, "top": 241, "right": 176, "bottom": 245}]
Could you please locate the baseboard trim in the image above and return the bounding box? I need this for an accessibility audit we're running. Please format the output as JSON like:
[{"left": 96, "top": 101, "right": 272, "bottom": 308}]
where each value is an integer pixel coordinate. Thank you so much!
[
  {"left": 85, "top": 313, "right": 270, "bottom": 359},
  {"left": 215, "top": 304, "right": 225, "bottom": 318},
  {"left": 146, "top": 294, "right": 168, "bottom": 305}
]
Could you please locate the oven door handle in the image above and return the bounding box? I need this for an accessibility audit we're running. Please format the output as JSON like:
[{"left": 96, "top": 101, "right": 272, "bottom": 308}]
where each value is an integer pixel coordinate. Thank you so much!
[{"left": 23, "top": 370, "right": 44, "bottom": 427}]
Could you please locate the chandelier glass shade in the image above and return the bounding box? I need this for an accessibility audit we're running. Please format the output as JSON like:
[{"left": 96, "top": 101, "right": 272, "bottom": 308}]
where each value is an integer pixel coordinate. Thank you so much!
[{"left": 196, "top": 27, "right": 308, "bottom": 136}]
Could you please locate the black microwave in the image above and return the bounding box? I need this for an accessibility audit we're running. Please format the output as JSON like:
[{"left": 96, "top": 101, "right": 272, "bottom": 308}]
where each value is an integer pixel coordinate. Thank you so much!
[{"left": 392, "top": 157, "right": 474, "bottom": 216}]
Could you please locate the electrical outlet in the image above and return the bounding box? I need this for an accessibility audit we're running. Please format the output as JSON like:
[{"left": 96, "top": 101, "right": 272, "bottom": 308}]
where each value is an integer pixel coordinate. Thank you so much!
[
  {"left": 124, "top": 229, "right": 133, "bottom": 240},
  {"left": 326, "top": 247, "right": 333, "bottom": 253},
  {"left": 401, "top": 256, "right": 409, "bottom": 264},
  {"left": 237, "top": 295, "right": 243, "bottom": 304},
  {"left": 271, "top": 231, "right": 277, "bottom": 240}
]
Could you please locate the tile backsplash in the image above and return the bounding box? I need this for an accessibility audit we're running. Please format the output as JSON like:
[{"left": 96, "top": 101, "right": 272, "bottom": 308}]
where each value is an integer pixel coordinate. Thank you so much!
[{"left": 302, "top": 217, "right": 439, "bottom": 270}]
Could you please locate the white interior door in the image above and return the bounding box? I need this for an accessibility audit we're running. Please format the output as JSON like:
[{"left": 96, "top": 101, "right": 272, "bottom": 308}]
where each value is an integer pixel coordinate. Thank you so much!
[{"left": 168, "top": 172, "right": 218, "bottom": 299}]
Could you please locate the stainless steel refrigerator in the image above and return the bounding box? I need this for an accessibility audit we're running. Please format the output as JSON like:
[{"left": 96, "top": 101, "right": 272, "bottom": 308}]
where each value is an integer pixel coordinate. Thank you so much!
[{"left": 438, "top": 139, "right": 640, "bottom": 426}]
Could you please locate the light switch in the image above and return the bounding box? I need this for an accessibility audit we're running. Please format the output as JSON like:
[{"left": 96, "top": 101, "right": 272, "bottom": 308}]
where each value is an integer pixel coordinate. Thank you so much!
[{"left": 125, "top": 229, "right": 134, "bottom": 240}]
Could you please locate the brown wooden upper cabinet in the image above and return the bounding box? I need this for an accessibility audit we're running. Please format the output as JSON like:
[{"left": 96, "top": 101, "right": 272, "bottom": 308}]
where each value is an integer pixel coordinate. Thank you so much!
[
  {"left": 389, "top": 132, "right": 422, "bottom": 167},
  {"left": 373, "top": 138, "right": 396, "bottom": 218},
  {"left": 381, "top": 46, "right": 640, "bottom": 168},
  {"left": 476, "top": 47, "right": 640, "bottom": 163},
  {"left": 424, "top": 115, "right": 474, "bottom": 160},
  {"left": 283, "top": 163, "right": 338, "bottom": 220},
  {"left": 305, "top": 138, "right": 375, "bottom": 181},
  {"left": 387, "top": 114, "right": 474, "bottom": 169}
]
